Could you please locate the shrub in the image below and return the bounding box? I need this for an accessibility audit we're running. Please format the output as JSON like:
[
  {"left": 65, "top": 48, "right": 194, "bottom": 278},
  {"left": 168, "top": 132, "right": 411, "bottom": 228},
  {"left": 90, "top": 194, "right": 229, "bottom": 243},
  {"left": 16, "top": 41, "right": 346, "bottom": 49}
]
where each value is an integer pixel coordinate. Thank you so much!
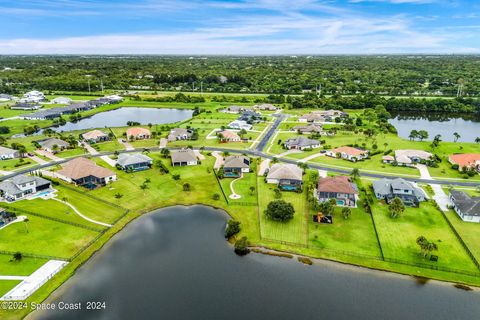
[
  {"left": 172, "top": 174, "right": 181, "bottom": 180},
  {"left": 212, "top": 193, "right": 220, "bottom": 200},
  {"left": 225, "top": 220, "right": 241, "bottom": 238},
  {"left": 234, "top": 237, "right": 250, "bottom": 255},
  {"left": 265, "top": 200, "right": 295, "bottom": 222}
]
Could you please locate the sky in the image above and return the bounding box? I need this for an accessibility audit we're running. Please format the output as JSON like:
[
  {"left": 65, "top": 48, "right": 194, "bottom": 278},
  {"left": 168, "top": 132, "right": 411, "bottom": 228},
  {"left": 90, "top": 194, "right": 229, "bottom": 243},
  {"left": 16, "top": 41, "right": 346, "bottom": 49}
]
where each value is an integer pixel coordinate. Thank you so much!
[{"left": 0, "top": 0, "right": 479, "bottom": 54}]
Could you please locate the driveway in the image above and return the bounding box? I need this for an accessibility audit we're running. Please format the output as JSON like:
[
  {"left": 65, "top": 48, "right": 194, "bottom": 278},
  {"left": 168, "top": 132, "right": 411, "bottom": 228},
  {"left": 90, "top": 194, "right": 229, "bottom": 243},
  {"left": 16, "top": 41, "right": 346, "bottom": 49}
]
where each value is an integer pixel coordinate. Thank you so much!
[
  {"left": 118, "top": 138, "right": 134, "bottom": 151},
  {"left": 100, "top": 155, "right": 117, "bottom": 167},
  {"left": 28, "top": 155, "right": 50, "bottom": 165},
  {"left": 416, "top": 164, "right": 432, "bottom": 180},
  {"left": 431, "top": 184, "right": 452, "bottom": 211},
  {"left": 212, "top": 151, "right": 224, "bottom": 169},
  {"left": 34, "top": 150, "right": 62, "bottom": 162},
  {"left": 298, "top": 152, "right": 324, "bottom": 163},
  {"left": 159, "top": 138, "right": 168, "bottom": 148},
  {"left": 258, "top": 159, "right": 270, "bottom": 176},
  {"left": 82, "top": 142, "right": 99, "bottom": 155}
]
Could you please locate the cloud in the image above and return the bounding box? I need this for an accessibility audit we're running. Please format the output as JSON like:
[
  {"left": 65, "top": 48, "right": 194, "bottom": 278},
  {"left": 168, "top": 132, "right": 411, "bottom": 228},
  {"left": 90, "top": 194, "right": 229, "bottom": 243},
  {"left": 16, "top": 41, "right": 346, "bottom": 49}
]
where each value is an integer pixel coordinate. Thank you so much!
[{"left": 349, "top": 0, "right": 437, "bottom": 3}]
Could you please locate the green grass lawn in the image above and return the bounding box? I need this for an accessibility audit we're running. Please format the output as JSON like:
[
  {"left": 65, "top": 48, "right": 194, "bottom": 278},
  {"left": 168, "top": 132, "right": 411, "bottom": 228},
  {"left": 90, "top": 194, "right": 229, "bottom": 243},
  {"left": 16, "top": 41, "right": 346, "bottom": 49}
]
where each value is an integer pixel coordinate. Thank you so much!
[
  {"left": 0, "top": 214, "right": 99, "bottom": 258},
  {"left": 443, "top": 210, "right": 480, "bottom": 262},
  {"left": 257, "top": 177, "right": 307, "bottom": 245},
  {"left": 91, "top": 140, "right": 124, "bottom": 152},
  {"left": 55, "top": 147, "right": 86, "bottom": 159},
  {"left": 0, "top": 280, "right": 21, "bottom": 297},
  {"left": 219, "top": 172, "right": 258, "bottom": 204},
  {"left": 0, "top": 158, "right": 35, "bottom": 172},
  {"left": 7, "top": 198, "right": 104, "bottom": 230},
  {"left": 55, "top": 185, "right": 126, "bottom": 225},
  {"left": 372, "top": 201, "right": 478, "bottom": 273},
  {"left": 308, "top": 198, "right": 382, "bottom": 257},
  {"left": 0, "top": 254, "right": 49, "bottom": 276}
]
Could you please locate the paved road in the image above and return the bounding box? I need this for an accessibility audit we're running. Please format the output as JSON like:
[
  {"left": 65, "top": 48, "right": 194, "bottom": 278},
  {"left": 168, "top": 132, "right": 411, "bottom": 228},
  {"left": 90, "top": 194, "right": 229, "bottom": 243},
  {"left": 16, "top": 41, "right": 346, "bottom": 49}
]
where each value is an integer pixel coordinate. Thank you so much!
[
  {"left": 2, "top": 146, "right": 479, "bottom": 188},
  {"left": 255, "top": 114, "right": 286, "bottom": 152}
]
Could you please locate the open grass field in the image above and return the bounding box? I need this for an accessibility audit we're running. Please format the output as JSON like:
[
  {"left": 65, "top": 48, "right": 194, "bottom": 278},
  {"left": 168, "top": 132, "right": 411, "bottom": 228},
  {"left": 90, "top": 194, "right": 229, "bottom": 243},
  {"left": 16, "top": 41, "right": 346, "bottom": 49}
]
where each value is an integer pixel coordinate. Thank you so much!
[
  {"left": 219, "top": 172, "right": 258, "bottom": 204},
  {"left": 308, "top": 198, "right": 382, "bottom": 257},
  {"left": 257, "top": 177, "right": 308, "bottom": 245},
  {"left": 0, "top": 158, "right": 35, "bottom": 172},
  {"left": 0, "top": 280, "right": 21, "bottom": 297},
  {"left": 7, "top": 197, "right": 103, "bottom": 229},
  {"left": 443, "top": 210, "right": 480, "bottom": 262},
  {"left": 0, "top": 254, "right": 49, "bottom": 276},
  {"left": 55, "top": 185, "right": 126, "bottom": 225},
  {"left": 372, "top": 201, "right": 478, "bottom": 273},
  {"left": 0, "top": 214, "right": 100, "bottom": 258}
]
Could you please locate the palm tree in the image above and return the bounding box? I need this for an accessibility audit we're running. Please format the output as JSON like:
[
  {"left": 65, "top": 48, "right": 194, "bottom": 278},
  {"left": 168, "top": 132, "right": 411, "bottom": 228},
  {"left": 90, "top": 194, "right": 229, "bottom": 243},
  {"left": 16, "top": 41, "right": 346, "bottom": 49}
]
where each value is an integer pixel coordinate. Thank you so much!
[
  {"left": 388, "top": 197, "right": 405, "bottom": 218},
  {"left": 249, "top": 186, "right": 255, "bottom": 195},
  {"left": 342, "top": 207, "right": 351, "bottom": 219},
  {"left": 453, "top": 132, "right": 460, "bottom": 143},
  {"left": 23, "top": 218, "right": 29, "bottom": 233},
  {"left": 350, "top": 168, "right": 360, "bottom": 180},
  {"left": 475, "top": 137, "right": 480, "bottom": 144}
]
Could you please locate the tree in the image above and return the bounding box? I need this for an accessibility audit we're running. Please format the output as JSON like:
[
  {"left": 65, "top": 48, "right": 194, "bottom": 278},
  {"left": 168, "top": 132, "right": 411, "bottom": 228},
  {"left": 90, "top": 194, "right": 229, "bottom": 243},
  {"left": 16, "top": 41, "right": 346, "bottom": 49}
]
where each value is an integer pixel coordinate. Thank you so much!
[
  {"left": 225, "top": 220, "right": 241, "bottom": 238},
  {"left": 408, "top": 130, "right": 418, "bottom": 141},
  {"left": 265, "top": 200, "right": 295, "bottom": 222},
  {"left": 342, "top": 207, "right": 352, "bottom": 219},
  {"left": 114, "top": 193, "right": 123, "bottom": 199},
  {"left": 234, "top": 237, "right": 250, "bottom": 255},
  {"left": 388, "top": 197, "right": 405, "bottom": 218},
  {"left": 350, "top": 168, "right": 360, "bottom": 180},
  {"left": 183, "top": 183, "right": 191, "bottom": 191},
  {"left": 475, "top": 137, "right": 480, "bottom": 144},
  {"left": 12, "top": 252, "right": 22, "bottom": 262},
  {"left": 453, "top": 132, "right": 460, "bottom": 142},
  {"left": 23, "top": 218, "right": 29, "bottom": 233},
  {"left": 160, "top": 148, "right": 170, "bottom": 158},
  {"left": 212, "top": 193, "right": 220, "bottom": 200},
  {"left": 416, "top": 236, "right": 438, "bottom": 258},
  {"left": 319, "top": 200, "right": 335, "bottom": 216},
  {"left": 273, "top": 188, "right": 282, "bottom": 199},
  {"left": 417, "top": 130, "right": 429, "bottom": 141},
  {"left": 238, "top": 129, "right": 247, "bottom": 138},
  {"left": 249, "top": 186, "right": 255, "bottom": 195},
  {"left": 431, "top": 134, "right": 442, "bottom": 149}
]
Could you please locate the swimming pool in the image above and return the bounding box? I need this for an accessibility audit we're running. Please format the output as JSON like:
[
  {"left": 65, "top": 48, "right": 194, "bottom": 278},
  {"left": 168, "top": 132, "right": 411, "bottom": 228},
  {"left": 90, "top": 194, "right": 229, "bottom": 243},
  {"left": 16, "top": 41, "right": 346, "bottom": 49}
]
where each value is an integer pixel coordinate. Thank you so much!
[{"left": 336, "top": 199, "right": 345, "bottom": 206}]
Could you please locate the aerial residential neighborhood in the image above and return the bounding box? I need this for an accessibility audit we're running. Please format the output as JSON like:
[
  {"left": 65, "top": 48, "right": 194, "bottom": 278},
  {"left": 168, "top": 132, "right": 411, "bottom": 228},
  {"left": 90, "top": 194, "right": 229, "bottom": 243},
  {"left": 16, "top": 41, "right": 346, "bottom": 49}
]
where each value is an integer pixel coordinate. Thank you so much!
[{"left": 0, "top": 1, "right": 480, "bottom": 318}]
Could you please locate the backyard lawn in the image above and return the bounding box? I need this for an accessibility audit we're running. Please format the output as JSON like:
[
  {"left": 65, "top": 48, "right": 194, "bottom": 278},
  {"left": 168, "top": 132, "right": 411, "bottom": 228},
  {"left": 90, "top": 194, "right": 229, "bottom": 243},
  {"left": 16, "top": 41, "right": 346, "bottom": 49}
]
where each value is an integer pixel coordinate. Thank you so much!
[
  {"left": 219, "top": 171, "right": 258, "bottom": 204},
  {"left": 0, "top": 281, "right": 21, "bottom": 297},
  {"left": 443, "top": 210, "right": 480, "bottom": 262},
  {"left": 257, "top": 177, "right": 308, "bottom": 245},
  {"left": 0, "top": 214, "right": 100, "bottom": 258},
  {"left": 372, "top": 201, "right": 478, "bottom": 273},
  {"left": 0, "top": 254, "right": 48, "bottom": 276}
]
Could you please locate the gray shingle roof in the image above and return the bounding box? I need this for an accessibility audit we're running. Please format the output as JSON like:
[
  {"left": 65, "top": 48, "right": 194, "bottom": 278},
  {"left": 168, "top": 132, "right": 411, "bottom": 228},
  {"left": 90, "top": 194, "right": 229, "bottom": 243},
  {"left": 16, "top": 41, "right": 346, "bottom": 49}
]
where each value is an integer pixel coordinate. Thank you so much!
[
  {"left": 450, "top": 190, "right": 480, "bottom": 216},
  {"left": 171, "top": 149, "right": 197, "bottom": 163},
  {"left": 224, "top": 155, "right": 250, "bottom": 169},
  {"left": 284, "top": 136, "right": 320, "bottom": 148},
  {"left": 0, "top": 146, "right": 18, "bottom": 156},
  {"left": 267, "top": 164, "right": 303, "bottom": 181},
  {"left": 38, "top": 138, "right": 70, "bottom": 150},
  {"left": 117, "top": 153, "right": 152, "bottom": 167}
]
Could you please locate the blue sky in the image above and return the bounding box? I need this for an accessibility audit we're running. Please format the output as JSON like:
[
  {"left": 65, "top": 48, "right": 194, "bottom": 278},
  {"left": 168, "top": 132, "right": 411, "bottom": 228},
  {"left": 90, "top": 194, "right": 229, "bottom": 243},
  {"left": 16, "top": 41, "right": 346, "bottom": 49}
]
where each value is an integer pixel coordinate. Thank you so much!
[{"left": 0, "top": 0, "right": 479, "bottom": 54}]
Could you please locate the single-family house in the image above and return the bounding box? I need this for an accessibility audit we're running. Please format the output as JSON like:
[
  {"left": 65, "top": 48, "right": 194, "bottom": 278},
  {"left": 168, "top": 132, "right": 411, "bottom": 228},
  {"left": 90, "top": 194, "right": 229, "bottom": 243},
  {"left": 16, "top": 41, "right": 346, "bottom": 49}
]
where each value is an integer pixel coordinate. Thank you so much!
[
  {"left": 293, "top": 124, "right": 323, "bottom": 134},
  {"left": 239, "top": 110, "right": 262, "bottom": 123},
  {"left": 223, "top": 155, "right": 250, "bottom": 177},
  {"left": 221, "top": 105, "right": 248, "bottom": 114},
  {"left": 255, "top": 104, "right": 277, "bottom": 111},
  {"left": 382, "top": 155, "right": 395, "bottom": 164},
  {"left": 394, "top": 150, "right": 433, "bottom": 166},
  {"left": 126, "top": 127, "right": 151, "bottom": 140},
  {"left": 284, "top": 136, "right": 321, "bottom": 150},
  {"left": 316, "top": 176, "right": 358, "bottom": 207},
  {"left": 11, "top": 103, "right": 42, "bottom": 110},
  {"left": 51, "top": 97, "right": 73, "bottom": 104},
  {"left": 57, "top": 157, "right": 117, "bottom": 188},
  {"left": 372, "top": 178, "right": 427, "bottom": 206},
  {"left": 449, "top": 190, "right": 480, "bottom": 223},
  {"left": 0, "top": 94, "right": 16, "bottom": 102},
  {"left": 21, "top": 90, "right": 46, "bottom": 103},
  {"left": 299, "top": 110, "right": 347, "bottom": 123},
  {"left": 218, "top": 130, "right": 241, "bottom": 142},
  {"left": 81, "top": 130, "right": 110, "bottom": 143},
  {"left": 0, "top": 175, "right": 52, "bottom": 201},
  {"left": 116, "top": 153, "right": 153, "bottom": 172},
  {"left": 449, "top": 154, "right": 480, "bottom": 173},
  {"left": 0, "top": 146, "right": 19, "bottom": 160},
  {"left": 266, "top": 163, "right": 303, "bottom": 191},
  {"left": 168, "top": 128, "right": 194, "bottom": 141},
  {"left": 38, "top": 138, "right": 70, "bottom": 153},
  {"left": 104, "top": 95, "right": 123, "bottom": 103},
  {"left": 327, "top": 146, "right": 369, "bottom": 162},
  {"left": 228, "top": 120, "right": 252, "bottom": 131},
  {"left": 171, "top": 149, "right": 198, "bottom": 166}
]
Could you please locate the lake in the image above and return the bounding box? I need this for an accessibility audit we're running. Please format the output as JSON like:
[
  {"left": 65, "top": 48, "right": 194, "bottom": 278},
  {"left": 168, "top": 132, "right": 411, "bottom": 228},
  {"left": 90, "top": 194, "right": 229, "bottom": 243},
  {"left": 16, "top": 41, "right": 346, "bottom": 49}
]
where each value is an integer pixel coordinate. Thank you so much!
[
  {"left": 388, "top": 112, "right": 480, "bottom": 143},
  {"left": 33, "top": 206, "right": 479, "bottom": 320},
  {"left": 53, "top": 107, "right": 193, "bottom": 132}
]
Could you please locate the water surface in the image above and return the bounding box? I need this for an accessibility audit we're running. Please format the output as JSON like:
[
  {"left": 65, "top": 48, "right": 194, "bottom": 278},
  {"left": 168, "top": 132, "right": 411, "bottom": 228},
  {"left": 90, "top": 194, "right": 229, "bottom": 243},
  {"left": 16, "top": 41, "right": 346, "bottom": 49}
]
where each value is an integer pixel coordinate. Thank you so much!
[
  {"left": 54, "top": 107, "right": 193, "bottom": 132},
  {"left": 389, "top": 112, "right": 480, "bottom": 142},
  {"left": 34, "top": 206, "right": 479, "bottom": 320}
]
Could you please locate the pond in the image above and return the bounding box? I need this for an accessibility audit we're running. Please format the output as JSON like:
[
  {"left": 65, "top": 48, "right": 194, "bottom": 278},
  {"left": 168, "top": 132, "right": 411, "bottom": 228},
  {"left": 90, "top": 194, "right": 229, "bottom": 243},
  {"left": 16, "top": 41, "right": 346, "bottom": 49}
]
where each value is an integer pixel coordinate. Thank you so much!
[
  {"left": 33, "top": 206, "right": 479, "bottom": 320},
  {"left": 388, "top": 112, "right": 480, "bottom": 143},
  {"left": 53, "top": 107, "right": 193, "bottom": 132}
]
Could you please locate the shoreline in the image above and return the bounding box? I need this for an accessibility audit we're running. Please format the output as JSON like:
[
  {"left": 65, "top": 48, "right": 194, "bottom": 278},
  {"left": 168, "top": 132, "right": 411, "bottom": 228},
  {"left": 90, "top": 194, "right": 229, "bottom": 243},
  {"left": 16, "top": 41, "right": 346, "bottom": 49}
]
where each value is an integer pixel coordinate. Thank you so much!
[{"left": 23, "top": 204, "right": 479, "bottom": 319}]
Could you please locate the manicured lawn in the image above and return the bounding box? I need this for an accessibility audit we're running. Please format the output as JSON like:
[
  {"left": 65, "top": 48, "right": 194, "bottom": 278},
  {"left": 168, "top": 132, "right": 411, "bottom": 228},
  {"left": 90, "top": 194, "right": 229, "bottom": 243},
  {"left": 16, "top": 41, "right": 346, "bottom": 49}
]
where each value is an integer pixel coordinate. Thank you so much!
[
  {"left": 443, "top": 210, "right": 480, "bottom": 262},
  {"left": 257, "top": 177, "right": 307, "bottom": 245},
  {"left": 55, "top": 147, "right": 85, "bottom": 159},
  {"left": 0, "top": 254, "right": 48, "bottom": 276},
  {"left": 91, "top": 140, "right": 124, "bottom": 152},
  {"left": 55, "top": 185, "right": 126, "bottom": 225},
  {"left": 0, "top": 214, "right": 99, "bottom": 258},
  {"left": 308, "top": 198, "right": 382, "bottom": 257},
  {"left": 372, "top": 201, "right": 478, "bottom": 273},
  {"left": 0, "top": 158, "right": 35, "bottom": 172},
  {"left": 0, "top": 281, "right": 21, "bottom": 297},
  {"left": 7, "top": 198, "right": 103, "bottom": 229},
  {"left": 219, "top": 171, "right": 258, "bottom": 204}
]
